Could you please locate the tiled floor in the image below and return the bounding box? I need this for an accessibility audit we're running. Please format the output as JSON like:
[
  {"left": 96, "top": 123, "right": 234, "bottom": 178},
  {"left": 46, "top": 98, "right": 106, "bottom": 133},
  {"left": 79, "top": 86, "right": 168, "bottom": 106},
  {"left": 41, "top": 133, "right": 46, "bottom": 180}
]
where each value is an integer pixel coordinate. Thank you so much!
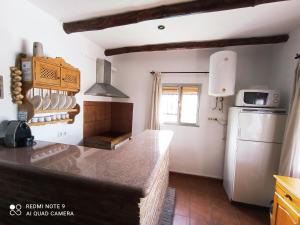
[{"left": 169, "top": 172, "right": 269, "bottom": 225}]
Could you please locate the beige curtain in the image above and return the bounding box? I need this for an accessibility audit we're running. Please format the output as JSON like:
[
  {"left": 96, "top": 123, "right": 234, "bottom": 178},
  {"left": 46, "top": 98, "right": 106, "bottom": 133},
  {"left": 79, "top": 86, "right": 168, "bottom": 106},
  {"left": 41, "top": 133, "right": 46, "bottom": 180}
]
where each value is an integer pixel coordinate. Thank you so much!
[
  {"left": 279, "top": 61, "right": 300, "bottom": 178},
  {"left": 150, "top": 72, "right": 162, "bottom": 130}
]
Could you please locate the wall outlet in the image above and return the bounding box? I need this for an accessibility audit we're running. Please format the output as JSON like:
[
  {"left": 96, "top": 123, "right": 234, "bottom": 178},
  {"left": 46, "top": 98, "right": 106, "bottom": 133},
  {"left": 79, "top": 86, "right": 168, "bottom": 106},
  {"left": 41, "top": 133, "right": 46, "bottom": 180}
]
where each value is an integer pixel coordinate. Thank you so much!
[
  {"left": 57, "top": 131, "right": 67, "bottom": 137},
  {"left": 208, "top": 117, "right": 218, "bottom": 121},
  {"left": 0, "top": 75, "right": 3, "bottom": 99}
]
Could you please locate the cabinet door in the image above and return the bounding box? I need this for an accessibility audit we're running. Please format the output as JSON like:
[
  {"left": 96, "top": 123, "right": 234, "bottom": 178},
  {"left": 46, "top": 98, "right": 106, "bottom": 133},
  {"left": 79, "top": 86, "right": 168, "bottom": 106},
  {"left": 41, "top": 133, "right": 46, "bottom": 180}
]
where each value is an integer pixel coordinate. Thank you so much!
[
  {"left": 272, "top": 194, "right": 300, "bottom": 225},
  {"left": 238, "top": 112, "right": 286, "bottom": 143},
  {"left": 234, "top": 140, "right": 281, "bottom": 206},
  {"left": 276, "top": 206, "right": 299, "bottom": 225},
  {"left": 34, "top": 60, "right": 61, "bottom": 86},
  {"left": 61, "top": 68, "right": 80, "bottom": 91}
]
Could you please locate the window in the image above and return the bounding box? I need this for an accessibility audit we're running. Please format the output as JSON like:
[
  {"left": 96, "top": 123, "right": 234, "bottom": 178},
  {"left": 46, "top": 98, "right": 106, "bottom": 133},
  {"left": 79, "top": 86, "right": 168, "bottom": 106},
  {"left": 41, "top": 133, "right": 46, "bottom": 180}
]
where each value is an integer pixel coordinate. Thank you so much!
[{"left": 161, "top": 84, "right": 201, "bottom": 126}]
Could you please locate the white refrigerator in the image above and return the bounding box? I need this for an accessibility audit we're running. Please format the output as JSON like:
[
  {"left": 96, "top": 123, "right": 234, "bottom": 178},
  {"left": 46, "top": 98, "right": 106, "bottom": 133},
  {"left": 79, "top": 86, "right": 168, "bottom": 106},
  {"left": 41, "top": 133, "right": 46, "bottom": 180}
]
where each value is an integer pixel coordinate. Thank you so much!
[{"left": 223, "top": 107, "right": 287, "bottom": 207}]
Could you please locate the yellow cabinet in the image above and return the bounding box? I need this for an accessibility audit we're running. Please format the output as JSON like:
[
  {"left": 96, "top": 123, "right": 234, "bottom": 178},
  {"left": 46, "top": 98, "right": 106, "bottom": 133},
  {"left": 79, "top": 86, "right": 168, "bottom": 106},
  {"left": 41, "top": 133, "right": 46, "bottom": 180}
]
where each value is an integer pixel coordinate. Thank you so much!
[
  {"left": 22, "top": 57, "right": 80, "bottom": 92},
  {"left": 19, "top": 56, "right": 81, "bottom": 125},
  {"left": 61, "top": 67, "right": 80, "bottom": 90},
  {"left": 272, "top": 176, "right": 300, "bottom": 225},
  {"left": 33, "top": 59, "right": 61, "bottom": 87}
]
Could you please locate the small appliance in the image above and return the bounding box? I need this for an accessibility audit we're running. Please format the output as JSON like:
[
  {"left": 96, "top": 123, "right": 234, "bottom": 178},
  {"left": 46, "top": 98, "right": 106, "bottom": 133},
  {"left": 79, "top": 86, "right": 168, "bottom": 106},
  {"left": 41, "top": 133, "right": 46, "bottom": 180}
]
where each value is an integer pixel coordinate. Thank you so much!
[
  {"left": 235, "top": 89, "right": 280, "bottom": 107},
  {"left": 4, "top": 121, "right": 34, "bottom": 148},
  {"left": 209, "top": 50, "right": 237, "bottom": 97}
]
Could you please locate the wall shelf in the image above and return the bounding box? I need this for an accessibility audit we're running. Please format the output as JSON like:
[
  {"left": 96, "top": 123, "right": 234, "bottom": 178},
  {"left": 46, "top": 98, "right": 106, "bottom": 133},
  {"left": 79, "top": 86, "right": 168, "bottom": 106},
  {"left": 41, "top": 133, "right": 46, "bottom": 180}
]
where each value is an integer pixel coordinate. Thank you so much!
[
  {"left": 16, "top": 56, "right": 81, "bottom": 125},
  {"left": 29, "top": 119, "right": 73, "bottom": 126},
  {"left": 34, "top": 108, "right": 79, "bottom": 114}
]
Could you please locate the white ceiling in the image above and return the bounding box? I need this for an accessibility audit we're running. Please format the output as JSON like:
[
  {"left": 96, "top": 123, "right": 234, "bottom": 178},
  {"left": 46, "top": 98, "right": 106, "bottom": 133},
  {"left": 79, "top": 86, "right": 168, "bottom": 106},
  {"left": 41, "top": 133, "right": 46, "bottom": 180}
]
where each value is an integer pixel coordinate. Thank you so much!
[
  {"left": 28, "top": 0, "right": 300, "bottom": 49},
  {"left": 28, "top": 0, "right": 190, "bottom": 22}
]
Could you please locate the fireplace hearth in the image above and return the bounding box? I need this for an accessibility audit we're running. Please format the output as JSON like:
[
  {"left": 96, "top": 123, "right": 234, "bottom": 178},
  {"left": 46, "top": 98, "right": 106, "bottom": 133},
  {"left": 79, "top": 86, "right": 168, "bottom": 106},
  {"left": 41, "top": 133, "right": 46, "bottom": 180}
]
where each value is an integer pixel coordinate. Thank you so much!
[{"left": 83, "top": 101, "right": 133, "bottom": 150}]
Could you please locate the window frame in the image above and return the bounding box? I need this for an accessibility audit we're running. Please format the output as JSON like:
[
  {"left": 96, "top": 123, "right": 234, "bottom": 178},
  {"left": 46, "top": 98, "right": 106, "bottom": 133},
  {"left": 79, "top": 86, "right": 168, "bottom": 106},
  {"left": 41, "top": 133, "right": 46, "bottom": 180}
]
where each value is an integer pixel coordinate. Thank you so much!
[{"left": 161, "top": 83, "right": 201, "bottom": 127}]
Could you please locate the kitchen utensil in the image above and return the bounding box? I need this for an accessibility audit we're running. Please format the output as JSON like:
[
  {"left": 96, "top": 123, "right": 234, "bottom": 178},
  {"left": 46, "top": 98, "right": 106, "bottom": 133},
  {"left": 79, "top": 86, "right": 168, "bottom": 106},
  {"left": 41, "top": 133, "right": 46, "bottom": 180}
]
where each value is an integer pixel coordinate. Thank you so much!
[
  {"left": 62, "top": 91, "right": 70, "bottom": 109},
  {"left": 42, "top": 90, "right": 51, "bottom": 110},
  {"left": 58, "top": 92, "right": 67, "bottom": 109},
  {"left": 49, "top": 92, "right": 59, "bottom": 109},
  {"left": 33, "top": 42, "right": 44, "bottom": 57},
  {"left": 38, "top": 117, "right": 45, "bottom": 122},
  {"left": 61, "top": 114, "right": 66, "bottom": 120},
  {"left": 70, "top": 96, "right": 76, "bottom": 109},
  {"left": 26, "top": 88, "right": 33, "bottom": 101},
  {"left": 65, "top": 96, "right": 73, "bottom": 109},
  {"left": 31, "top": 95, "right": 43, "bottom": 110}
]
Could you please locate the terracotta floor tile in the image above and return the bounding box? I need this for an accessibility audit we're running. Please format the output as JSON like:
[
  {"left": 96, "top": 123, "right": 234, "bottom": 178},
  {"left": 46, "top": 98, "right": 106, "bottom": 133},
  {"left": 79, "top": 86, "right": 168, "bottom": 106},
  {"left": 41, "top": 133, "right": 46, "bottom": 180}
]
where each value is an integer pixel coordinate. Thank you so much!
[
  {"left": 173, "top": 181, "right": 191, "bottom": 217},
  {"left": 235, "top": 205, "right": 269, "bottom": 225},
  {"left": 210, "top": 196, "right": 234, "bottom": 210},
  {"left": 190, "top": 217, "right": 211, "bottom": 225},
  {"left": 190, "top": 194, "right": 211, "bottom": 221},
  {"left": 172, "top": 174, "right": 192, "bottom": 189},
  {"left": 169, "top": 172, "right": 269, "bottom": 225},
  {"left": 173, "top": 215, "right": 189, "bottom": 225},
  {"left": 175, "top": 199, "right": 190, "bottom": 217},
  {"left": 211, "top": 204, "right": 240, "bottom": 225}
]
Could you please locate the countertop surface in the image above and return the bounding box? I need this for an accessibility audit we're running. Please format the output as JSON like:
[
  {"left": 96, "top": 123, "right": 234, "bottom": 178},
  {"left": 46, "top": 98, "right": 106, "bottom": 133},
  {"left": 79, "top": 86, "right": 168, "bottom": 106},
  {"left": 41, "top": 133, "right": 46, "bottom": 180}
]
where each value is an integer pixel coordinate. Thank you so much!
[{"left": 0, "top": 130, "right": 173, "bottom": 197}]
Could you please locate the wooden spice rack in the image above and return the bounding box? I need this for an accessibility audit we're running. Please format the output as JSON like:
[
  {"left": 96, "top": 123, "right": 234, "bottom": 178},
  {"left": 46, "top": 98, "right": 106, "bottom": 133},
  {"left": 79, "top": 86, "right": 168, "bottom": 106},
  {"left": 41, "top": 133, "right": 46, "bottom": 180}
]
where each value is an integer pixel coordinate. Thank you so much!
[{"left": 18, "top": 56, "right": 81, "bottom": 126}]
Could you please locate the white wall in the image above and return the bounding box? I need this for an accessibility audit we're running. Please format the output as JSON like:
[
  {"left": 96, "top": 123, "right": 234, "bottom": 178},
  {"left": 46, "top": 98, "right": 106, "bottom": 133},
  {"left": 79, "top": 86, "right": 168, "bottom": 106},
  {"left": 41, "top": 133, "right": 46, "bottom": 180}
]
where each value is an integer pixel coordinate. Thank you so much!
[
  {"left": 271, "top": 27, "right": 300, "bottom": 108},
  {"left": 0, "top": 0, "right": 111, "bottom": 144},
  {"left": 113, "top": 45, "right": 274, "bottom": 178}
]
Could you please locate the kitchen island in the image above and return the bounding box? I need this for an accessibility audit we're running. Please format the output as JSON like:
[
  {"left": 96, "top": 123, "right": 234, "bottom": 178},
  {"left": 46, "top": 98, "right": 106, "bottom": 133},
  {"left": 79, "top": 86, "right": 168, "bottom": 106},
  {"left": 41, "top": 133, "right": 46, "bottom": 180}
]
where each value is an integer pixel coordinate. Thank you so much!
[{"left": 0, "top": 130, "right": 173, "bottom": 225}]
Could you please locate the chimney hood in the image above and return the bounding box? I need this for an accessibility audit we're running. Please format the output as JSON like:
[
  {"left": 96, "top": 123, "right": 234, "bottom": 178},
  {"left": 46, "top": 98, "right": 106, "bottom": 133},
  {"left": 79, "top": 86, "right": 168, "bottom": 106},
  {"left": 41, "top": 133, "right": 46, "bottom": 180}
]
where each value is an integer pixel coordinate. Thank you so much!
[{"left": 84, "top": 59, "right": 129, "bottom": 98}]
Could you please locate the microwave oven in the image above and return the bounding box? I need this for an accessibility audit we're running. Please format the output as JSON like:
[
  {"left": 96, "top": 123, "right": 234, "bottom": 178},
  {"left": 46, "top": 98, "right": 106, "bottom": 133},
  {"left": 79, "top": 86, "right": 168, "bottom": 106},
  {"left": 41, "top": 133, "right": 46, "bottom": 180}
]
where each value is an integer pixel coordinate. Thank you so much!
[{"left": 235, "top": 89, "right": 280, "bottom": 107}]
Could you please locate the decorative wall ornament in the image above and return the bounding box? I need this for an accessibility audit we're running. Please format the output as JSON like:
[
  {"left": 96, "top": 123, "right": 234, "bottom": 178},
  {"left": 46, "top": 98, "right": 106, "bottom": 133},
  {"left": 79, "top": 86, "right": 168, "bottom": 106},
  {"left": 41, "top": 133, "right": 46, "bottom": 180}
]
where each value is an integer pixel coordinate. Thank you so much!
[{"left": 10, "top": 67, "right": 23, "bottom": 105}]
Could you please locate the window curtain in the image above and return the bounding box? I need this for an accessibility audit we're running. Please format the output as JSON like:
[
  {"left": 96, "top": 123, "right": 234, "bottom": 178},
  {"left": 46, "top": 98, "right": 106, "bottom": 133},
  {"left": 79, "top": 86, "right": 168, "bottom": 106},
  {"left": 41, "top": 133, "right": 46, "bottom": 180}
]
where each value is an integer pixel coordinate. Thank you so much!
[
  {"left": 279, "top": 61, "right": 300, "bottom": 178},
  {"left": 150, "top": 72, "right": 162, "bottom": 130}
]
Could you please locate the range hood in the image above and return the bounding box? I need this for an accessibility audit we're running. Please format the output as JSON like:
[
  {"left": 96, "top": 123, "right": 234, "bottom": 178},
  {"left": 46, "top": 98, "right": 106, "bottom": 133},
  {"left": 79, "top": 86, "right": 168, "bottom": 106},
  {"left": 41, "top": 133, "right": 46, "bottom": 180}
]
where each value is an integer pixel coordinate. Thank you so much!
[{"left": 84, "top": 59, "right": 129, "bottom": 98}]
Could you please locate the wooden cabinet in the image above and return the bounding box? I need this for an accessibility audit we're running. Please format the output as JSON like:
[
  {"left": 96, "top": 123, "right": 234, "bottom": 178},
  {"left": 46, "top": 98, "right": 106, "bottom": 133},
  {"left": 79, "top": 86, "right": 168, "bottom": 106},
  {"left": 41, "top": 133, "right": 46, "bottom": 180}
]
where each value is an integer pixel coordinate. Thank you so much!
[
  {"left": 19, "top": 56, "right": 81, "bottom": 125},
  {"left": 61, "top": 67, "right": 80, "bottom": 90},
  {"left": 272, "top": 176, "right": 300, "bottom": 225},
  {"left": 34, "top": 60, "right": 61, "bottom": 87},
  {"left": 22, "top": 57, "right": 80, "bottom": 92}
]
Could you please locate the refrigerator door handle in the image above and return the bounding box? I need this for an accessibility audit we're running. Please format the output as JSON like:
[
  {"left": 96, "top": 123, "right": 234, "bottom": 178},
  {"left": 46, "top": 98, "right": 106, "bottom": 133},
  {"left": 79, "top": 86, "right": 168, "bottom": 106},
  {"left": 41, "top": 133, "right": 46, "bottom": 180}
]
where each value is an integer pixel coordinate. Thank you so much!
[{"left": 241, "top": 109, "right": 286, "bottom": 114}]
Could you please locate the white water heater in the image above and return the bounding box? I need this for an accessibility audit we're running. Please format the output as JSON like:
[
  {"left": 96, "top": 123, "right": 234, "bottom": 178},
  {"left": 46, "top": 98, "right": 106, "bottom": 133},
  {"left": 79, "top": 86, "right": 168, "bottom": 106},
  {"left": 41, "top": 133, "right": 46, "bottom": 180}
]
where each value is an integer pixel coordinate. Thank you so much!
[{"left": 209, "top": 50, "right": 237, "bottom": 97}]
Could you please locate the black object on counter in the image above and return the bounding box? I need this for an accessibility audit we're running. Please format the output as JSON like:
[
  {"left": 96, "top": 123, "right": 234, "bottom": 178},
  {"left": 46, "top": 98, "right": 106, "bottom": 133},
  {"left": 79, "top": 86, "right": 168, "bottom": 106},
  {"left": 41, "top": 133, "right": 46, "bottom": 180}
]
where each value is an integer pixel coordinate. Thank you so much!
[{"left": 3, "top": 120, "right": 34, "bottom": 148}]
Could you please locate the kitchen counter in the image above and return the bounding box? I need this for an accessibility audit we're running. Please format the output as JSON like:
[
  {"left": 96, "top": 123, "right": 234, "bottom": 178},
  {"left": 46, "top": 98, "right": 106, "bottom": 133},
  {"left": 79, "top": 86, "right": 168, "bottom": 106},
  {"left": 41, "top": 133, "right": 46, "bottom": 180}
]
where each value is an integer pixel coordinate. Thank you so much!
[{"left": 0, "top": 130, "right": 173, "bottom": 225}]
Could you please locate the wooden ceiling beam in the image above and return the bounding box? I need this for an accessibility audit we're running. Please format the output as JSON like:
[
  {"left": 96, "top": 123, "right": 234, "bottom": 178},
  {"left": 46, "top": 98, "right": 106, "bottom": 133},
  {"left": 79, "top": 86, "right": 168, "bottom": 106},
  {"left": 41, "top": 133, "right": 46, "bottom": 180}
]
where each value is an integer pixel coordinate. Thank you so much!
[
  {"left": 63, "top": 0, "right": 287, "bottom": 34},
  {"left": 104, "top": 34, "right": 289, "bottom": 56}
]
